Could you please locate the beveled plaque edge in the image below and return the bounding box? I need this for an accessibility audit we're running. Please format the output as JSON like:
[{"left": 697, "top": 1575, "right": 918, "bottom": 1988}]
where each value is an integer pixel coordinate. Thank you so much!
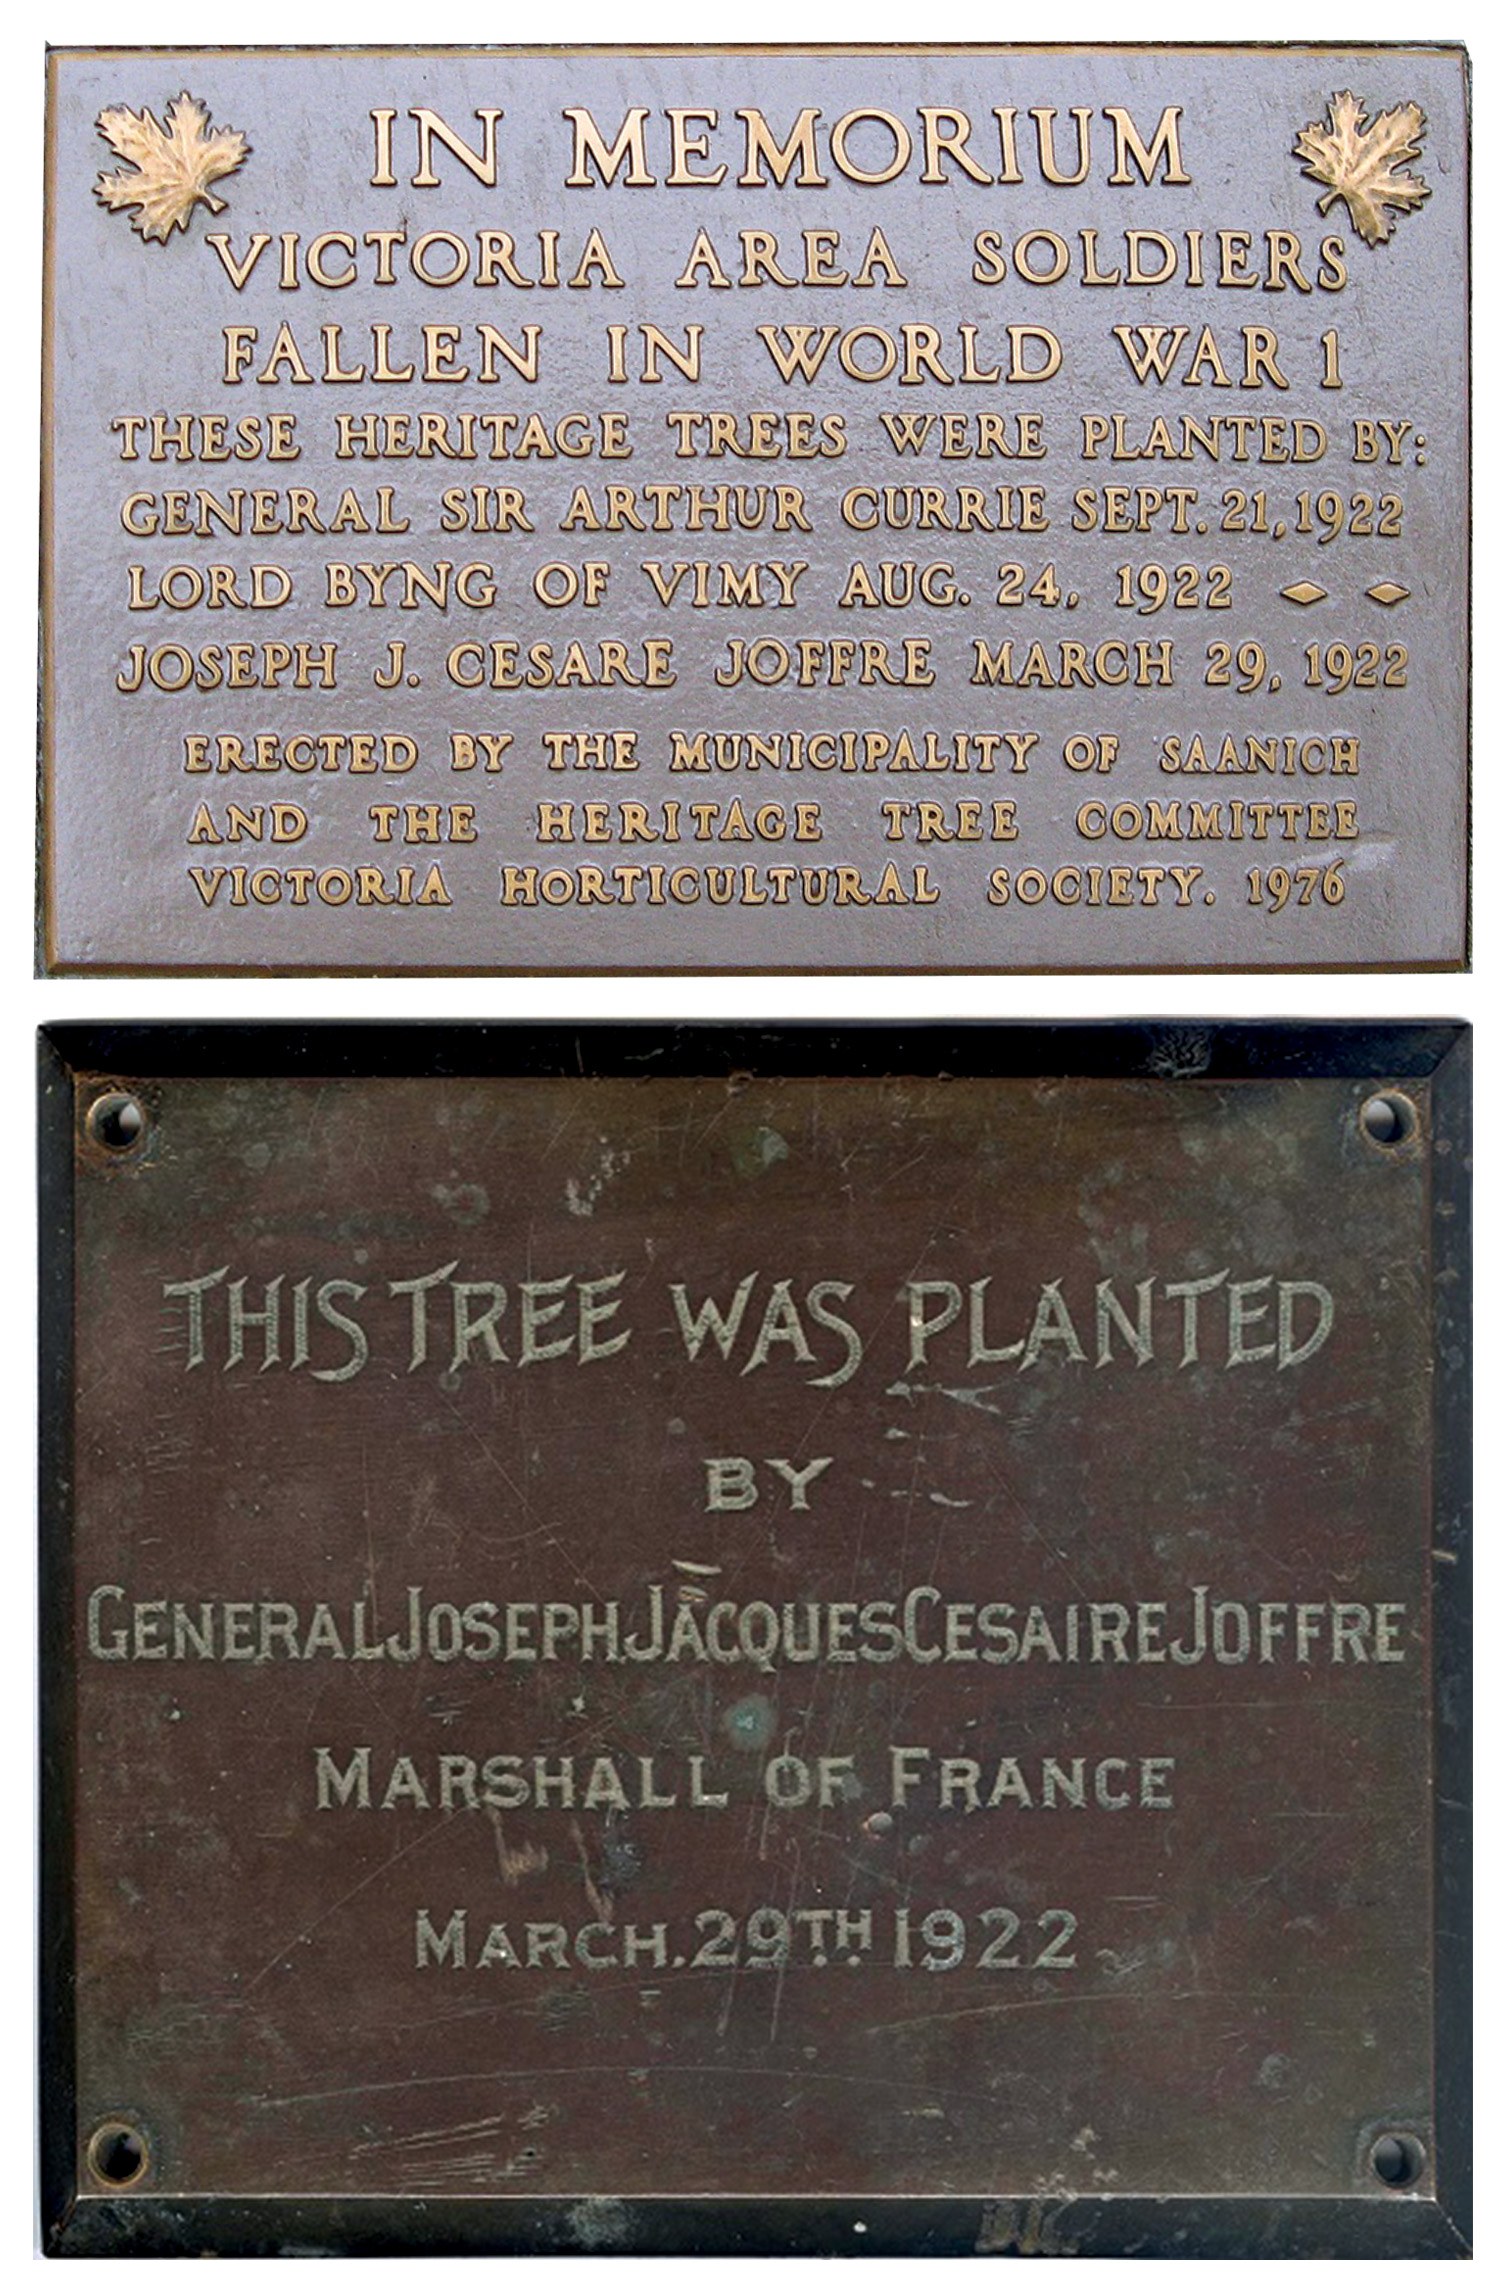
[{"left": 37, "top": 1019, "right": 1471, "bottom": 2258}]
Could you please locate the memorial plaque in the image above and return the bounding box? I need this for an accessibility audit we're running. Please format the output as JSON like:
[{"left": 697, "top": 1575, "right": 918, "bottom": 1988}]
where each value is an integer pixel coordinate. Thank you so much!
[
  {"left": 40, "top": 1022, "right": 1470, "bottom": 2256},
  {"left": 41, "top": 46, "right": 1468, "bottom": 975}
]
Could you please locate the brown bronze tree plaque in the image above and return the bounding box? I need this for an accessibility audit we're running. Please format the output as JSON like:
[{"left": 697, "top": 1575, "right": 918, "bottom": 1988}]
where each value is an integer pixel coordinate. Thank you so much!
[
  {"left": 40, "top": 1023, "right": 1470, "bottom": 2256},
  {"left": 41, "top": 45, "right": 1469, "bottom": 974}
]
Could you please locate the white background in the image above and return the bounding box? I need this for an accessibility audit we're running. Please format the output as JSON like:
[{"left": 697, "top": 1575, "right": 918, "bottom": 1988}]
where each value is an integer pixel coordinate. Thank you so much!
[{"left": 9, "top": 0, "right": 1494, "bottom": 2281}]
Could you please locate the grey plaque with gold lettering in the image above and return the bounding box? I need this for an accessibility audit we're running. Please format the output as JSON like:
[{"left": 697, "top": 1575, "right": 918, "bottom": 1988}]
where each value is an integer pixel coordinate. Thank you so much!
[
  {"left": 40, "top": 1023, "right": 1471, "bottom": 2255},
  {"left": 41, "top": 46, "right": 1467, "bottom": 973}
]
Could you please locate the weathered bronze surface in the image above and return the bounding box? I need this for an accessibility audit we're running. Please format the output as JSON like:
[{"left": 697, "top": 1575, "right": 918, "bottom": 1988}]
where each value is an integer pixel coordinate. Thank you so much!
[
  {"left": 41, "top": 47, "right": 1468, "bottom": 973},
  {"left": 41, "top": 1025, "right": 1470, "bottom": 2255}
]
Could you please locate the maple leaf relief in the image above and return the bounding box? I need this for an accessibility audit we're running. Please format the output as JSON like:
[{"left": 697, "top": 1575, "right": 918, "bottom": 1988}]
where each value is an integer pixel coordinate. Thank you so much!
[
  {"left": 94, "top": 92, "right": 250, "bottom": 242},
  {"left": 1293, "top": 90, "right": 1429, "bottom": 248}
]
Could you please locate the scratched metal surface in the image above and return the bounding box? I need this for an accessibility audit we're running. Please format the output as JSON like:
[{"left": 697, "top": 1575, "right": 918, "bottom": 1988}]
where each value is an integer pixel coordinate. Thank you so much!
[
  {"left": 42, "top": 45, "right": 1468, "bottom": 972},
  {"left": 62, "top": 1061, "right": 1438, "bottom": 2202}
]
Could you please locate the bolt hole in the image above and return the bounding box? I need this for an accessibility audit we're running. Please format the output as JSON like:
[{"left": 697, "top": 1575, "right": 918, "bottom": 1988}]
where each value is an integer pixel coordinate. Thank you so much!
[
  {"left": 1370, "top": 2131, "right": 1425, "bottom": 2189},
  {"left": 1360, "top": 1091, "right": 1417, "bottom": 1148},
  {"left": 87, "top": 1093, "right": 146, "bottom": 1153},
  {"left": 87, "top": 2120, "right": 148, "bottom": 2188}
]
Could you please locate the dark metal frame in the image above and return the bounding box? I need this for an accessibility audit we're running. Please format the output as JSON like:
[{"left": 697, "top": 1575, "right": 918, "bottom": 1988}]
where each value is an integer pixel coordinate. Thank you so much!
[{"left": 38, "top": 1021, "right": 1471, "bottom": 2258}]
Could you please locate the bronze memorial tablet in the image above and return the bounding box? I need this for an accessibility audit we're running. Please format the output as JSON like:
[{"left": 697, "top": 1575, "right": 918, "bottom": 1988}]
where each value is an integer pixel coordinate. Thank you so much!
[
  {"left": 40, "top": 1023, "right": 1470, "bottom": 2255},
  {"left": 40, "top": 47, "right": 1468, "bottom": 973}
]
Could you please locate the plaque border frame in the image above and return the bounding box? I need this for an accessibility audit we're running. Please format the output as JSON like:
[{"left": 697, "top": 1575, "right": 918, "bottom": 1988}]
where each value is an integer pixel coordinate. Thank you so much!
[
  {"left": 38, "top": 1019, "right": 1471, "bottom": 2258},
  {"left": 37, "top": 42, "right": 1472, "bottom": 977}
]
